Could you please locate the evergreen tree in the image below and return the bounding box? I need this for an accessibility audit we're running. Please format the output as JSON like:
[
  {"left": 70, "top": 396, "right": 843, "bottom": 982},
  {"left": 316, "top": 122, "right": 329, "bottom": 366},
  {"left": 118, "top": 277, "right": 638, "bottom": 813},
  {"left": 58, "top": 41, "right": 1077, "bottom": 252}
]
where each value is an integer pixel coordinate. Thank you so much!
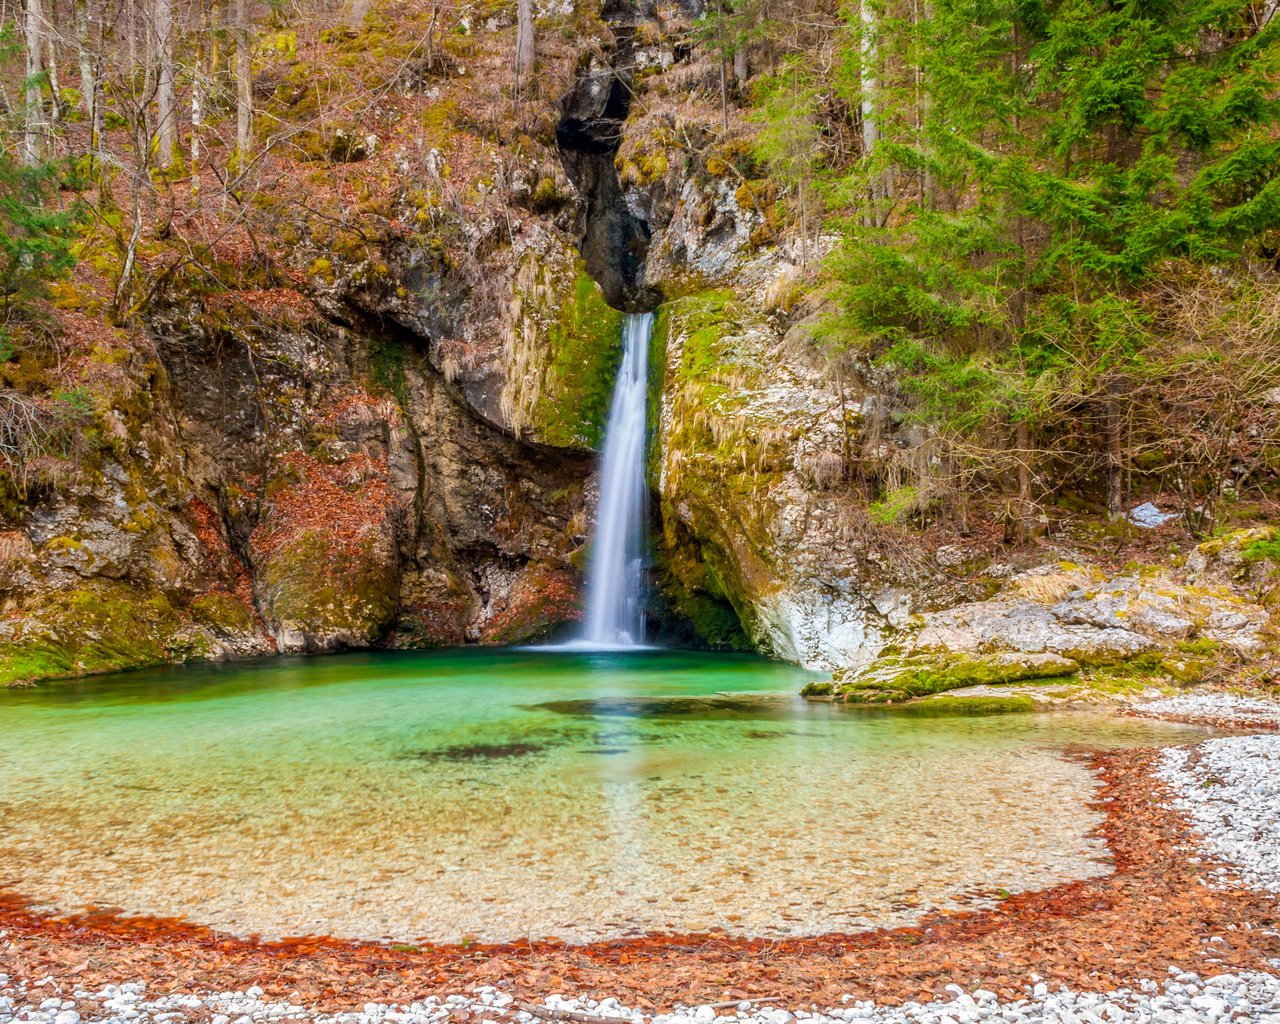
[{"left": 827, "top": 0, "right": 1280, "bottom": 530}]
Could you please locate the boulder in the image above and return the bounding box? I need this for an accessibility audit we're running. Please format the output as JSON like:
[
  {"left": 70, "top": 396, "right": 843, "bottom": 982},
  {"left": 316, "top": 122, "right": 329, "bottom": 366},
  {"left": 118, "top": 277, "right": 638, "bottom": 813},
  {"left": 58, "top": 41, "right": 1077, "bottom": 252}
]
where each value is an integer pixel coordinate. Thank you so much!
[
  {"left": 248, "top": 454, "right": 402, "bottom": 653},
  {"left": 833, "top": 651, "right": 1080, "bottom": 703},
  {"left": 913, "top": 599, "right": 1157, "bottom": 664}
]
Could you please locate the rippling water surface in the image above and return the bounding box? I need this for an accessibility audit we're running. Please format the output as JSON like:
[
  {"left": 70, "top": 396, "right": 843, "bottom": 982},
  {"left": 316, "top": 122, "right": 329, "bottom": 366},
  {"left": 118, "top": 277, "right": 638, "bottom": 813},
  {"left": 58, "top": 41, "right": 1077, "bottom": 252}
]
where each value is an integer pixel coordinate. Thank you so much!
[{"left": 0, "top": 649, "right": 1209, "bottom": 943}]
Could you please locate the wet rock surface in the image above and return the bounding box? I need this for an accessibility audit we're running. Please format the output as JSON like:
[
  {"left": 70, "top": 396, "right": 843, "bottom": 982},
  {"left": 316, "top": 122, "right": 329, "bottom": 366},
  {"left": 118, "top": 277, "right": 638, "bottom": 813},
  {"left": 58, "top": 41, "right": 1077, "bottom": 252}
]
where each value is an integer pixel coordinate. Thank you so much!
[{"left": 555, "top": 6, "right": 658, "bottom": 313}]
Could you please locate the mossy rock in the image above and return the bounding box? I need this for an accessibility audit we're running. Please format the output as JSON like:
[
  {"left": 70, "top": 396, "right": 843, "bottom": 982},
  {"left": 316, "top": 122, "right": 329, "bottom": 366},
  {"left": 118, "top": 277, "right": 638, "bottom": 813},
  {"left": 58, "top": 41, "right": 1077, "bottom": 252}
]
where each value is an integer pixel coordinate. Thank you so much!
[
  {"left": 506, "top": 263, "right": 625, "bottom": 449},
  {"left": 191, "top": 591, "right": 258, "bottom": 634},
  {"left": 478, "top": 563, "right": 580, "bottom": 646},
  {"left": 833, "top": 651, "right": 1080, "bottom": 703},
  {"left": 897, "top": 695, "right": 1038, "bottom": 716},
  {"left": 0, "top": 581, "right": 182, "bottom": 686},
  {"left": 255, "top": 528, "right": 399, "bottom": 652},
  {"left": 536, "top": 270, "right": 625, "bottom": 449}
]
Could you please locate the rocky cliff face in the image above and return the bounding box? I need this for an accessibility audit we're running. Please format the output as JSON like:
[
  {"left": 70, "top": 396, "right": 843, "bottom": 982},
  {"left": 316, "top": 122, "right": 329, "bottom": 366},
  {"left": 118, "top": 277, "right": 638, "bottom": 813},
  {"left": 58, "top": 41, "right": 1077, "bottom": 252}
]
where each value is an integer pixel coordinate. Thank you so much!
[
  {"left": 1, "top": 6, "right": 622, "bottom": 683},
  {"left": 3, "top": 0, "right": 1275, "bottom": 688}
]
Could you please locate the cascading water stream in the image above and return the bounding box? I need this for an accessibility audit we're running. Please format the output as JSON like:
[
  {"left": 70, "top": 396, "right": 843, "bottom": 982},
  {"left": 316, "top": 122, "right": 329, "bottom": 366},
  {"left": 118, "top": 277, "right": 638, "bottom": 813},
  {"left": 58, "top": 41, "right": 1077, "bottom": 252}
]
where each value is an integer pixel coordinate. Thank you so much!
[{"left": 579, "top": 312, "right": 653, "bottom": 647}]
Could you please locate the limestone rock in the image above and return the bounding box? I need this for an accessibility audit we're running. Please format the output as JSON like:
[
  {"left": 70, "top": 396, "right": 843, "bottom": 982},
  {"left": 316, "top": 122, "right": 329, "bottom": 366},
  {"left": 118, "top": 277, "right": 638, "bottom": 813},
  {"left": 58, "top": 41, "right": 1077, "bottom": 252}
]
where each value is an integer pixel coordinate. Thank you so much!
[
  {"left": 912, "top": 599, "right": 1158, "bottom": 664},
  {"left": 248, "top": 455, "right": 403, "bottom": 654}
]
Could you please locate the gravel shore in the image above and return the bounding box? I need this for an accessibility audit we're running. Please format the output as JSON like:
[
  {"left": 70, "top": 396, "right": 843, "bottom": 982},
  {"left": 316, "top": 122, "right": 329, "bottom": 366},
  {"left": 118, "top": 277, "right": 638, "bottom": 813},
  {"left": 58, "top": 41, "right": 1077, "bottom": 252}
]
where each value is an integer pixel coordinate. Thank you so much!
[
  {"left": 4, "top": 697, "right": 1280, "bottom": 1024},
  {"left": 3, "top": 966, "right": 1280, "bottom": 1024},
  {"left": 1159, "top": 735, "right": 1280, "bottom": 895},
  {"left": 1133, "top": 694, "right": 1280, "bottom": 729}
]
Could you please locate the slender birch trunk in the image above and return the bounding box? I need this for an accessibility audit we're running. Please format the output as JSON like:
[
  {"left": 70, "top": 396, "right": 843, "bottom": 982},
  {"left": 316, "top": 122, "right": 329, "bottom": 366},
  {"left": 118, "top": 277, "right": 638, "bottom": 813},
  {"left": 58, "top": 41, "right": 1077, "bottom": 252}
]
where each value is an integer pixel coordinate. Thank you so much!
[
  {"left": 348, "top": 0, "right": 370, "bottom": 32},
  {"left": 515, "top": 0, "right": 534, "bottom": 111},
  {"left": 191, "top": 31, "right": 203, "bottom": 202},
  {"left": 234, "top": 0, "right": 253, "bottom": 163},
  {"left": 74, "top": 0, "right": 102, "bottom": 160},
  {"left": 860, "top": 0, "right": 882, "bottom": 213},
  {"left": 44, "top": 0, "right": 63, "bottom": 126},
  {"left": 154, "top": 0, "right": 177, "bottom": 169},
  {"left": 860, "top": 0, "right": 878, "bottom": 158},
  {"left": 22, "top": 0, "right": 44, "bottom": 166}
]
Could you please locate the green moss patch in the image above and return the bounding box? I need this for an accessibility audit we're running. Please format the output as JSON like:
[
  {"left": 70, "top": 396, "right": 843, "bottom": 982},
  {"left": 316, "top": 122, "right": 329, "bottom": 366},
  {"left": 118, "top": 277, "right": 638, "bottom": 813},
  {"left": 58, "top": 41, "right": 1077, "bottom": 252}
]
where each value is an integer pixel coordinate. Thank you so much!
[
  {"left": 1242, "top": 537, "right": 1280, "bottom": 565},
  {"left": 833, "top": 651, "right": 1081, "bottom": 703},
  {"left": 897, "top": 695, "right": 1038, "bottom": 716},
  {"left": 0, "top": 582, "right": 182, "bottom": 686},
  {"left": 535, "top": 270, "right": 625, "bottom": 449},
  {"left": 192, "top": 591, "right": 257, "bottom": 634}
]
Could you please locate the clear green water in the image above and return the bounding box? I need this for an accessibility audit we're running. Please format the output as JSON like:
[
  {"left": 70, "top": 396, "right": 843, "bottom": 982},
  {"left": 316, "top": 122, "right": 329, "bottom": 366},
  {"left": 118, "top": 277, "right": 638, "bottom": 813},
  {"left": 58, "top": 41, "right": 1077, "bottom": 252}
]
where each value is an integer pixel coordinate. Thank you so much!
[{"left": 0, "top": 649, "right": 1209, "bottom": 944}]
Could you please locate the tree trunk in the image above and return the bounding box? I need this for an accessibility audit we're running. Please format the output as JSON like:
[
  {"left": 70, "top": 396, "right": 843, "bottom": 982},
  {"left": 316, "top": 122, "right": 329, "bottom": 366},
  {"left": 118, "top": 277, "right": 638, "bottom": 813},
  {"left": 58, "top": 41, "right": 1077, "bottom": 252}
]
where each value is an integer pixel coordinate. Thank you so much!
[
  {"left": 22, "top": 0, "right": 44, "bottom": 166},
  {"left": 1014, "top": 419, "right": 1034, "bottom": 542},
  {"left": 126, "top": 0, "right": 138, "bottom": 69},
  {"left": 154, "top": 0, "right": 177, "bottom": 169},
  {"left": 347, "top": 0, "right": 370, "bottom": 32},
  {"left": 44, "top": 0, "right": 63, "bottom": 126},
  {"left": 191, "top": 27, "right": 203, "bottom": 202},
  {"left": 234, "top": 0, "right": 253, "bottom": 162},
  {"left": 860, "top": 0, "right": 878, "bottom": 158},
  {"left": 733, "top": 42, "right": 749, "bottom": 88},
  {"left": 859, "top": 0, "right": 883, "bottom": 214},
  {"left": 515, "top": 0, "right": 534, "bottom": 101},
  {"left": 73, "top": 0, "right": 103, "bottom": 160},
  {"left": 1104, "top": 383, "right": 1125, "bottom": 519}
]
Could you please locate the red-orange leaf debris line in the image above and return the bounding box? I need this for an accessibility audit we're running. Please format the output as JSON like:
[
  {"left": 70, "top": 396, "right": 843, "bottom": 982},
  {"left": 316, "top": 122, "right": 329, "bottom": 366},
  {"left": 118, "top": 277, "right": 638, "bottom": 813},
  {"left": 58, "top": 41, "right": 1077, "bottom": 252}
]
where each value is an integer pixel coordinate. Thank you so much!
[{"left": 1, "top": 749, "right": 1277, "bottom": 1012}]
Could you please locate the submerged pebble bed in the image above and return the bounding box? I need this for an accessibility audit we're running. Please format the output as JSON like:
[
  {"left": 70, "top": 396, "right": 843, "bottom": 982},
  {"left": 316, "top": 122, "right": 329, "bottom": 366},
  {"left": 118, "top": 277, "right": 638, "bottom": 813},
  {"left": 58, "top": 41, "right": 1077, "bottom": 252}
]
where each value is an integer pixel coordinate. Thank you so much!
[{"left": 5, "top": 708, "right": 1280, "bottom": 1024}]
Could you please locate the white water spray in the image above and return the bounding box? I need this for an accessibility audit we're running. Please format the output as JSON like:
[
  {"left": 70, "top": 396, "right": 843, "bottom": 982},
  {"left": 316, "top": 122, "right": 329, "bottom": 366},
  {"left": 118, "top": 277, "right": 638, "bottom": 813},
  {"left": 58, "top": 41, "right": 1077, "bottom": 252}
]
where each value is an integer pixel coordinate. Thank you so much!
[{"left": 580, "top": 312, "right": 653, "bottom": 647}]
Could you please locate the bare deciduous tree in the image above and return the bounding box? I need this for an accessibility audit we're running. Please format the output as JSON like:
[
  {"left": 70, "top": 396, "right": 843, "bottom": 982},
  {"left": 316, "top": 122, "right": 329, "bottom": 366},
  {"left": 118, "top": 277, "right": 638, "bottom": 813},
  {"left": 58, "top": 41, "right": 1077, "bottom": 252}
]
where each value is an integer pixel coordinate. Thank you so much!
[
  {"left": 515, "top": 0, "right": 534, "bottom": 104},
  {"left": 154, "top": 0, "right": 177, "bottom": 168},
  {"left": 22, "top": 0, "right": 44, "bottom": 166},
  {"left": 73, "top": 0, "right": 106, "bottom": 165},
  {"left": 234, "top": 0, "right": 253, "bottom": 161}
]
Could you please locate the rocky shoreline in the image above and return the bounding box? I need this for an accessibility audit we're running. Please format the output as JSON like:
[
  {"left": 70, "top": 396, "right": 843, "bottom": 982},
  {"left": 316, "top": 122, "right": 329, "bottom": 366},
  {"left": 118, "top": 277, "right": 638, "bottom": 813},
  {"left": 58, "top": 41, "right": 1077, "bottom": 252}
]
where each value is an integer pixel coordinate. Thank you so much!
[{"left": 2, "top": 694, "right": 1279, "bottom": 1024}]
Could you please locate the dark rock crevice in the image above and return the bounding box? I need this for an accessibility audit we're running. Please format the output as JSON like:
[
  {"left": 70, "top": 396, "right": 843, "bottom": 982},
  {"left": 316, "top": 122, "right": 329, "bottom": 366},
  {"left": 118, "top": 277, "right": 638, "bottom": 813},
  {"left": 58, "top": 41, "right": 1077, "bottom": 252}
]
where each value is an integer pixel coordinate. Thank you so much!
[{"left": 556, "top": 3, "right": 660, "bottom": 313}]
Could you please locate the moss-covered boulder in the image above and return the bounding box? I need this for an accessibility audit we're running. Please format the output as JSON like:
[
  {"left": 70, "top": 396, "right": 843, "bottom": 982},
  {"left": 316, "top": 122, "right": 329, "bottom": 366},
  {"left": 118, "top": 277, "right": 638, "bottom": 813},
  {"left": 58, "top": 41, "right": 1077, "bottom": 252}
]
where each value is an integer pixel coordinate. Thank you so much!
[
  {"left": 833, "top": 651, "right": 1080, "bottom": 704},
  {"left": 248, "top": 453, "right": 402, "bottom": 653},
  {"left": 0, "top": 581, "right": 190, "bottom": 686},
  {"left": 897, "top": 694, "right": 1038, "bottom": 716}
]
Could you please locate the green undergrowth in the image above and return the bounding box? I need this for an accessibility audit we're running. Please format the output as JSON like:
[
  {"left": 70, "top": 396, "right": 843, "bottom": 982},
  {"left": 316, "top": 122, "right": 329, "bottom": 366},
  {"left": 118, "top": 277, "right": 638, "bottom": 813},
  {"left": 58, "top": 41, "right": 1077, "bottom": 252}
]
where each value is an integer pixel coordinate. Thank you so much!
[{"left": 1243, "top": 537, "right": 1280, "bottom": 565}]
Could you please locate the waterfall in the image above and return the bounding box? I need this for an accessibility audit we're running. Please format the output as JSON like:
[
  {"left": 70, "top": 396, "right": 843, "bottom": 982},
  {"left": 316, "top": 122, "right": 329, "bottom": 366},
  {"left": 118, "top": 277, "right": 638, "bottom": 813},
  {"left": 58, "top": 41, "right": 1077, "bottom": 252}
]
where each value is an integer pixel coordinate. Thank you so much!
[{"left": 580, "top": 312, "right": 653, "bottom": 647}]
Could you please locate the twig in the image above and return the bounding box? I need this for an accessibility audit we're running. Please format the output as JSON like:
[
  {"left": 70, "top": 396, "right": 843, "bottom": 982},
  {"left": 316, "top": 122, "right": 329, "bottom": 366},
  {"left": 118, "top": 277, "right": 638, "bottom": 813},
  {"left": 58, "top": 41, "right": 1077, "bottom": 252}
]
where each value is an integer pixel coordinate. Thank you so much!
[
  {"left": 704, "top": 997, "right": 783, "bottom": 1010},
  {"left": 516, "top": 1005, "right": 638, "bottom": 1024}
]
